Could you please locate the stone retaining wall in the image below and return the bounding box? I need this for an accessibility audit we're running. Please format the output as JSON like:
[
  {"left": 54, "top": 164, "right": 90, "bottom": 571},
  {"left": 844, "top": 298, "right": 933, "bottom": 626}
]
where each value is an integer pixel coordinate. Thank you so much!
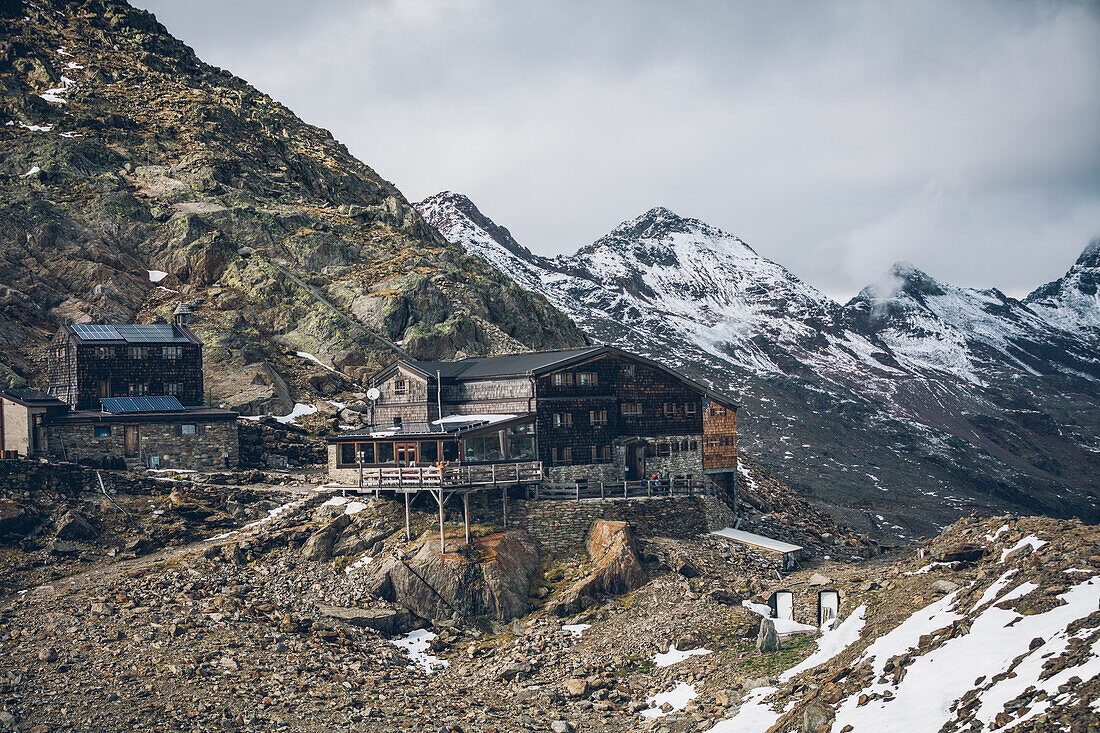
[
  {"left": 0, "top": 459, "right": 180, "bottom": 496},
  {"left": 469, "top": 493, "right": 737, "bottom": 553}
]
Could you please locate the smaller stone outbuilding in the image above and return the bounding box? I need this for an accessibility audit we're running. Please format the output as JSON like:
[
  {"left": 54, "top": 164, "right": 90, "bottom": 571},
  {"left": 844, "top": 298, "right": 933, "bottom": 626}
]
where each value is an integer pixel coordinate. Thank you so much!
[
  {"left": 44, "top": 397, "right": 238, "bottom": 471},
  {"left": 0, "top": 389, "right": 70, "bottom": 458}
]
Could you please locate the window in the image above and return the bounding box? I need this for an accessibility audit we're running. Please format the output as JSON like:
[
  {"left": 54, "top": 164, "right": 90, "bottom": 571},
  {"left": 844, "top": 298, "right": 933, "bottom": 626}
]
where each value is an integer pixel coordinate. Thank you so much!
[
  {"left": 552, "top": 446, "right": 573, "bottom": 464},
  {"left": 442, "top": 441, "right": 460, "bottom": 461},
  {"left": 591, "top": 445, "right": 612, "bottom": 462},
  {"left": 129, "top": 382, "right": 149, "bottom": 397},
  {"left": 621, "top": 402, "right": 642, "bottom": 417},
  {"left": 393, "top": 417, "right": 402, "bottom": 427},
  {"left": 376, "top": 443, "right": 395, "bottom": 465},
  {"left": 339, "top": 443, "right": 356, "bottom": 465},
  {"left": 710, "top": 405, "right": 726, "bottom": 416},
  {"left": 394, "top": 379, "right": 408, "bottom": 395},
  {"left": 589, "top": 409, "right": 608, "bottom": 426},
  {"left": 164, "top": 382, "right": 181, "bottom": 397},
  {"left": 95, "top": 347, "right": 112, "bottom": 360},
  {"left": 689, "top": 440, "right": 699, "bottom": 451},
  {"left": 577, "top": 372, "right": 597, "bottom": 386},
  {"left": 685, "top": 403, "right": 698, "bottom": 416},
  {"left": 180, "top": 424, "right": 197, "bottom": 435},
  {"left": 622, "top": 364, "right": 636, "bottom": 378},
  {"left": 465, "top": 433, "right": 505, "bottom": 463},
  {"left": 506, "top": 425, "right": 534, "bottom": 460},
  {"left": 663, "top": 402, "right": 676, "bottom": 416},
  {"left": 419, "top": 441, "right": 439, "bottom": 463},
  {"left": 128, "top": 347, "right": 145, "bottom": 360},
  {"left": 553, "top": 412, "right": 572, "bottom": 428},
  {"left": 358, "top": 443, "right": 375, "bottom": 464},
  {"left": 162, "top": 346, "right": 182, "bottom": 360},
  {"left": 93, "top": 425, "right": 111, "bottom": 438},
  {"left": 552, "top": 372, "right": 573, "bottom": 387},
  {"left": 657, "top": 443, "right": 671, "bottom": 457},
  {"left": 644, "top": 443, "right": 657, "bottom": 457}
]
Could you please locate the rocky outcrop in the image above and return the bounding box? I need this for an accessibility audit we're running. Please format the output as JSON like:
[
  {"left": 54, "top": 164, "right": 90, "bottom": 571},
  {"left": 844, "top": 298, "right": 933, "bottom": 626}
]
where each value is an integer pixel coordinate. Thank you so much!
[
  {"left": 360, "top": 530, "right": 539, "bottom": 622},
  {"left": 317, "top": 605, "right": 417, "bottom": 635},
  {"left": 0, "top": 0, "right": 587, "bottom": 409},
  {"left": 548, "top": 520, "right": 646, "bottom": 616}
]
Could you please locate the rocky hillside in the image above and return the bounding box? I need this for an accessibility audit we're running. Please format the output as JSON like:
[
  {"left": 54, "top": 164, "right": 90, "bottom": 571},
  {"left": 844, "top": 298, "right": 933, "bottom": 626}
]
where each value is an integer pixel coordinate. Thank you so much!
[
  {"left": 0, "top": 0, "right": 585, "bottom": 414},
  {"left": 418, "top": 193, "right": 1100, "bottom": 540},
  {"left": 3, "top": 458, "right": 1095, "bottom": 732}
]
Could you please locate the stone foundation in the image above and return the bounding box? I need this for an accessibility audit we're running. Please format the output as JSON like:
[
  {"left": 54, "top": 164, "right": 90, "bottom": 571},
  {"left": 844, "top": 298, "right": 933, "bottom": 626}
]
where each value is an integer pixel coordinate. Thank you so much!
[{"left": 47, "top": 419, "right": 238, "bottom": 471}]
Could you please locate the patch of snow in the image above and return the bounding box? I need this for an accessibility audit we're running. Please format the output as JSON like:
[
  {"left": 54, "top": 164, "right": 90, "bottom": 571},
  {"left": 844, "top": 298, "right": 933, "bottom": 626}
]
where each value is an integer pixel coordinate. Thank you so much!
[
  {"left": 903, "top": 561, "right": 959, "bottom": 576},
  {"left": 344, "top": 501, "right": 368, "bottom": 515},
  {"left": 562, "top": 624, "right": 590, "bottom": 638},
  {"left": 1064, "top": 567, "right": 1096, "bottom": 575},
  {"left": 322, "top": 496, "right": 349, "bottom": 507},
  {"left": 147, "top": 269, "right": 168, "bottom": 283},
  {"left": 39, "top": 75, "right": 76, "bottom": 104},
  {"left": 343, "top": 555, "right": 374, "bottom": 575},
  {"left": 831, "top": 577, "right": 1100, "bottom": 732},
  {"left": 296, "top": 351, "right": 338, "bottom": 373},
  {"left": 984, "top": 524, "right": 1011, "bottom": 543},
  {"left": 654, "top": 645, "right": 712, "bottom": 667},
  {"left": 970, "top": 568, "right": 1018, "bottom": 611},
  {"left": 705, "top": 686, "right": 781, "bottom": 732},
  {"left": 391, "top": 629, "right": 449, "bottom": 674},
  {"left": 206, "top": 497, "right": 296, "bottom": 541},
  {"left": 641, "top": 681, "right": 697, "bottom": 719},
  {"left": 779, "top": 605, "right": 867, "bottom": 682},
  {"left": 999, "top": 534, "right": 1047, "bottom": 563},
  {"left": 56, "top": 46, "right": 73, "bottom": 56}
]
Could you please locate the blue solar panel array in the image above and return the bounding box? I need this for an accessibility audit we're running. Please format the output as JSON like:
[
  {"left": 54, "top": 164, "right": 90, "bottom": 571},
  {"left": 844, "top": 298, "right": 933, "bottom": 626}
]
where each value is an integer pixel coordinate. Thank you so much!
[
  {"left": 71, "top": 324, "right": 190, "bottom": 343},
  {"left": 100, "top": 396, "right": 185, "bottom": 413},
  {"left": 71, "top": 324, "right": 123, "bottom": 340}
]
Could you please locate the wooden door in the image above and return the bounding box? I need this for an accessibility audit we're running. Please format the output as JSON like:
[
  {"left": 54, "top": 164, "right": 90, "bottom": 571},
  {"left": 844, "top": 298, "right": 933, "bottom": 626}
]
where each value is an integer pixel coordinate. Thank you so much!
[
  {"left": 124, "top": 426, "right": 139, "bottom": 457},
  {"left": 626, "top": 444, "right": 644, "bottom": 480},
  {"left": 396, "top": 442, "right": 417, "bottom": 467}
]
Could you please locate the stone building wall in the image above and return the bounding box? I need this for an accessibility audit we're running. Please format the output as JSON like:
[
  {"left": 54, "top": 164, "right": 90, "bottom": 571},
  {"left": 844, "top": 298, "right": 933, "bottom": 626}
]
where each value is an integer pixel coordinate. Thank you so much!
[{"left": 47, "top": 419, "right": 238, "bottom": 470}]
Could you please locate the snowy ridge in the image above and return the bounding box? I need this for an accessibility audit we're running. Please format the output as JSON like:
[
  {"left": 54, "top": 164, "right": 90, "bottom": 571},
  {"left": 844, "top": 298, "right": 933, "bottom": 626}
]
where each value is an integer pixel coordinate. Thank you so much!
[{"left": 416, "top": 192, "right": 1099, "bottom": 389}]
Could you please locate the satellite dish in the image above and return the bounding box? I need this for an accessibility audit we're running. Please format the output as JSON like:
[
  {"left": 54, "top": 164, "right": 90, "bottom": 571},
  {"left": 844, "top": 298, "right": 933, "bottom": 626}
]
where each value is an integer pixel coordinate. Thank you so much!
[{"left": 366, "top": 387, "right": 381, "bottom": 401}]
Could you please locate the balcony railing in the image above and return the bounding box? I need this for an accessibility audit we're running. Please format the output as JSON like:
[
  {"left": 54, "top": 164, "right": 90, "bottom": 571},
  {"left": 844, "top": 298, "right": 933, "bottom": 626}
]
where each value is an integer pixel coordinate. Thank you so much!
[{"left": 350, "top": 461, "right": 543, "bottom": 491}]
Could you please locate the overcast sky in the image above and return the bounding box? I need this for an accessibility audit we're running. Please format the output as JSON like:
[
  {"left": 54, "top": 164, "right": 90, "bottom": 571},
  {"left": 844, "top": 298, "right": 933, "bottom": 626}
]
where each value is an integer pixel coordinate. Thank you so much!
[{"left": 134, "top": 0, "right": 1100, "bottom": 300}]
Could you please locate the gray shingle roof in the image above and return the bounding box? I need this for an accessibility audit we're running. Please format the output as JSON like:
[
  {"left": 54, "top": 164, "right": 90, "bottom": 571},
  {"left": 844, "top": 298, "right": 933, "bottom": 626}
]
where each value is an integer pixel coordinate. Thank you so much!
[{"left": 404, "top": 347, "right": 602, "bottom": 380}]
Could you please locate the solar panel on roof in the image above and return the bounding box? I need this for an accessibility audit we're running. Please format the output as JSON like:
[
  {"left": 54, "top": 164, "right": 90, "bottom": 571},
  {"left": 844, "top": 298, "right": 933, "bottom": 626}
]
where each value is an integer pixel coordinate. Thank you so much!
[
  {"left": 100, "top": 396, "right": 185, "bottom": 413},
  {"left": 71, "top": 324, "right": 122, "bottom": 340},
  {"left": 113, "top": 324, "right": 189, "bottom": 343}
]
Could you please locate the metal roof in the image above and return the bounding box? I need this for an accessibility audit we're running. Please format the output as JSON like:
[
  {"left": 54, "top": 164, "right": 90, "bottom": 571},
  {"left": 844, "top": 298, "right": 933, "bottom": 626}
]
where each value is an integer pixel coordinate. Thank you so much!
[
  {"left": 69, "top": 323, "right": 193, "bottom": 344},
  {"left": 329, "top": 413, "right": 534, "bottom": 442},
  {"left": 403, "top": 348, "right": 603, "bottom": 380},
  {"left": 0, "top": 388, "right": 67, "bottom": 406},
  {"left": 710, "top": 527, "right": 803, "bottom": 554},
  {"left": 99, "top": 396, "right": 185, "bottom": 413}
]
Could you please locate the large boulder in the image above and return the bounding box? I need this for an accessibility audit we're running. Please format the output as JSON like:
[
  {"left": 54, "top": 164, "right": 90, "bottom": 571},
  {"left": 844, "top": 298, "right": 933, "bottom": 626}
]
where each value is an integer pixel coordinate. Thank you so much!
[
  {"left": 301, "top": 514, "right": 351, "bottom": 561},
  {"left": 55, "top": 510, "right": 96, "bottom": 541},
  {"left": 548, "top": 520, "right": 647, "bottom": 617},
  {"left": 359, "top": 530, "right": 539, "bottom": 622},
  {"left": 0, "top": 500, "right": 38, "bottom": 540},
  {"left": 318, "top": 605, "right": 416, "bottom": 634}
]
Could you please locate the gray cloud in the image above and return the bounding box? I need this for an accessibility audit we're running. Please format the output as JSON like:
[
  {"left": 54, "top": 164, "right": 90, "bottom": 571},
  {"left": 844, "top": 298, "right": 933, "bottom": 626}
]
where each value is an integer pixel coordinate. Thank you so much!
[{"left": 134, "top": 0, "right": 1100, "bottom": 300}]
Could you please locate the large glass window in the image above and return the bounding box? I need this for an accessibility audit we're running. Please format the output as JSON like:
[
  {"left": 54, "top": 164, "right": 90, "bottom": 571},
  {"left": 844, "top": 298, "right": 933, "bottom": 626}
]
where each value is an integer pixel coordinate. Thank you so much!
[
  {"left": 339, "top": 443, "right": 355, "bottom": 465},
  {"left": 442, "top": 441, "right": 460, "bottom": 461},
  {"left": 376, "top": 442, "right": 395, "bottom": 465},
  {"left": 358, "top": 443, "right": 375, "bottom": 464},
  {"left": 506, "top": 425, "right": 535, "bottom": 460},
  {"left": 419, "top": 440, "right": 439, "bottom": 462},
  {"left": 464, "top": 432, "right": 505, "bottom": 462}
]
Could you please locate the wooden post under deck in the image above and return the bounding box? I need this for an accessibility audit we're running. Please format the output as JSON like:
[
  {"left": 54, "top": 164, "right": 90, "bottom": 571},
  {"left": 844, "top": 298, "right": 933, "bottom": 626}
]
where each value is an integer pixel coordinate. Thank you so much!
[
  {"left": 404, "top": 490, "right": 411, "bottom": 541},
  {"left": 463, "top": 492, "right": 471, "bottom": 545},
  {"left": 436, "top": 488, "right": 445, "bottom": 554},
  {"left": 502, "top": 485, "right": 508, "bottom": 529}
]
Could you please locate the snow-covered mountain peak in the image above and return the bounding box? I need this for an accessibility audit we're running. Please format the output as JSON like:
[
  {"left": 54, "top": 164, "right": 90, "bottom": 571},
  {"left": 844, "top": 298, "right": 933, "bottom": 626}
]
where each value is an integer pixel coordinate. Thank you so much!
[
  {"left": 1025, "top": 238, "right": 1100, "bottom": 341},
  {"left": 1075, "top": 237, "right": 1100, "bottom": 268}
]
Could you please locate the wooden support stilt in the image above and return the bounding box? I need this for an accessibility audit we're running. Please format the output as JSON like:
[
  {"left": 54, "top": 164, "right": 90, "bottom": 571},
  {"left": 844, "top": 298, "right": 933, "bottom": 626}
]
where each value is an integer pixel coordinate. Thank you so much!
[
  {"left": 502, "top": 485, "right": 508, "bottom": 529},
  {"left": 463, "top": 492, "right": 470, "bottom": 546},
  {"left": 404, "top": 490, "right": 411, "bottom": 541},
  {"left": 434, "top": 489, "right": 445, "bottom": 554}
]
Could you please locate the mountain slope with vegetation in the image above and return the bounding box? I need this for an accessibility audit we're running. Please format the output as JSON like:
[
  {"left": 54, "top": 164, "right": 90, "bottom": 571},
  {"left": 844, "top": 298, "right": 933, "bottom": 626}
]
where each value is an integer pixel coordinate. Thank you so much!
[{"left": 0, "top": 0, "right": 585, "bottom": 414}]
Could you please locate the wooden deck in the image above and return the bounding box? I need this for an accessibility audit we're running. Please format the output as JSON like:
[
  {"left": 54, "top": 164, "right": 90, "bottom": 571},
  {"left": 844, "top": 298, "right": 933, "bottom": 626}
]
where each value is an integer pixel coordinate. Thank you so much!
[{"left": 342, "top": 461, "right": 544, "bottom": 492}]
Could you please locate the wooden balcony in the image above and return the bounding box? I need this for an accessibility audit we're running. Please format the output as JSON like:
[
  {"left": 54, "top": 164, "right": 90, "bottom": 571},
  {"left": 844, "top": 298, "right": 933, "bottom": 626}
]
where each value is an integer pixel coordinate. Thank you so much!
[{"left": 347, "top": 461, "right": 543, "bottom": 492}]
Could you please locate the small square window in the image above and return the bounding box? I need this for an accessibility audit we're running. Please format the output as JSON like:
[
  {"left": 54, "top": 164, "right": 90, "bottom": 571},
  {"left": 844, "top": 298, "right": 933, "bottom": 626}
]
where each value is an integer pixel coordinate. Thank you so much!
[
  {"left": 394, "top": 379, "right": 408, "bottom": 395},
  {"left": 685, "top": 403, "right": 697, "bottom": 416},
  {"left": 663, "top": 402, "right": 676, "bottom": 416},
  {"left": 577, "top": 372, "right": 597, "bottom": 386},
  {"left": 622, "top": 364, "right": 636, "bottom": 378},
  {"left": 553, "top": 413, "right": 572, "bottom": 428},
  {"left": 93, "top": 425, "right": 110, "bottom": 438},
  {"left": 181, "top": 424, "right": 197, "bottom": 435}
]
